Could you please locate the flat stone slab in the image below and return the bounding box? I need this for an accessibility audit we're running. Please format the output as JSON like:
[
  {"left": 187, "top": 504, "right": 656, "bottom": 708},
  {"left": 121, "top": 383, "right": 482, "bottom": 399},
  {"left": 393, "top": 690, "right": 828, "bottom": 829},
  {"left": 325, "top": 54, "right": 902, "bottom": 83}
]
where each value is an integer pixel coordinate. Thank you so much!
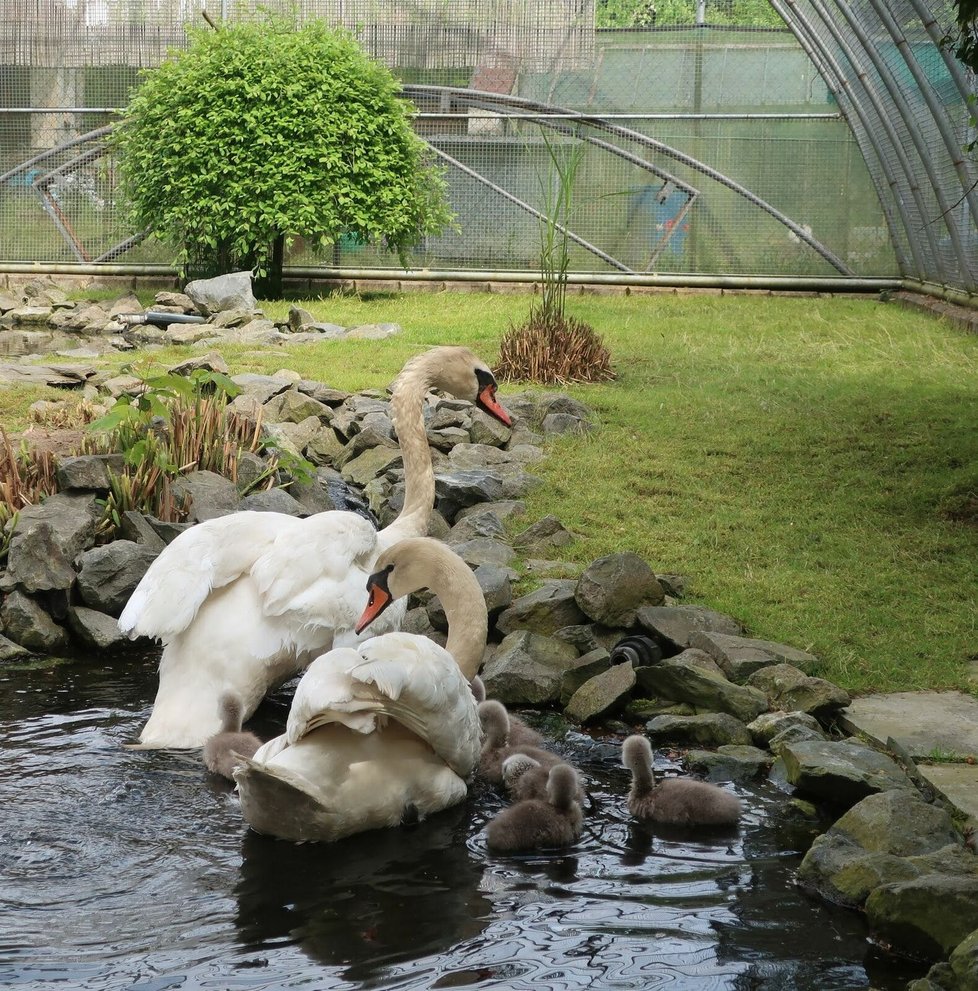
[
  {"left": 839, "top": 692, "right": 978, "bottom": 759},
  {"left": 917, "top": 763, "right": 978, "bottom": 821}
]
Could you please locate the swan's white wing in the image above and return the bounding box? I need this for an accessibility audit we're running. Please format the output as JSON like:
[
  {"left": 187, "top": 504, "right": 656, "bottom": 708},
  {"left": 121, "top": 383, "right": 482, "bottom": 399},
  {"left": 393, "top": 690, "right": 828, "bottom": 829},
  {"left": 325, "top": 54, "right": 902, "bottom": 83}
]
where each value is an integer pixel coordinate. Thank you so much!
[
  {"left": 252, "top": 512, "right": 378, "bottom": 627},
  {"left": 285, "top": 648, "right": 383, "bottom": 744},
  {"left": 348, "top": 633, "right": 481, "bottom": 778},
  {"left": 119, "top": 511, "right": 298, "bottom": 641}
]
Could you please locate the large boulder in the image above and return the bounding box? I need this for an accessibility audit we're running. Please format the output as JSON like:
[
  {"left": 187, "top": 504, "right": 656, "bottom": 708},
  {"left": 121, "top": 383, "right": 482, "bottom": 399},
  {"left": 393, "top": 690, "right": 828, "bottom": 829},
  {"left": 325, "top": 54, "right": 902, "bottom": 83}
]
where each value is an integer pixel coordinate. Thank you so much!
[
  {"left": 0, "top": 590, "right": 70, "bottom": 652},
  {"left": 75, "top": 541, "right": 160, "bottom": 616},
  {"left": 797, "top": 790, "right": 961, "bottom": 906},
  {"left": 480, "top": 630, "right": 577, "bottom": 704},
  {"left": 645, "top": 711, "right": 753, "bottom": 747},
  {"left": 184, "top": 271, "right": 256, "bottom": 314},
  {"left": 565, "top": 663, "right": 636, "bottom": 724},
  {"left": 689, "top": 630, "right": 820, "bottom": 681},
  {"left": 574, "top": 552, "right": 665, "bottom": 627},
  {"left": 171, "top": 470, "right": 241, "bottom": 522},
  {"left": 746, "top": 663, "right": 851, "bottom": 719},
  {"left": 636, "top": 605, "right": 742, "bottom": 651},
  {"left": 635, "top": 649, "right": 768, "bottom": 723},
  {"left": 496, "top": 580, "right": 588, "bottom": 637},
  {"left": 779, "top": 738, "right": 915, "bottom": 807}
]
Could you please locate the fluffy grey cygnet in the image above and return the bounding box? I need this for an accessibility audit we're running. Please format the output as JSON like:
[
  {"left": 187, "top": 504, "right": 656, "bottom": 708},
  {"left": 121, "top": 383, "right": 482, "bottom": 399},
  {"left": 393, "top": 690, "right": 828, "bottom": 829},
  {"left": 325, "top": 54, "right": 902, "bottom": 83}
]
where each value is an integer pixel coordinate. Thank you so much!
[
  {"left": 202, "top": 694, "right": 262, "bottom": 781},
  {"left": 502, "top": 752, "right": 587, "bottom": 805},
  {"left": 622, "top": 735, "right": 741, "bottom": 826},
  {"left": 478, "top": 699, "right": 551, "bottom": 782},
  {"left": 486, "top": 763, "right": 584, "bottom": 852}
]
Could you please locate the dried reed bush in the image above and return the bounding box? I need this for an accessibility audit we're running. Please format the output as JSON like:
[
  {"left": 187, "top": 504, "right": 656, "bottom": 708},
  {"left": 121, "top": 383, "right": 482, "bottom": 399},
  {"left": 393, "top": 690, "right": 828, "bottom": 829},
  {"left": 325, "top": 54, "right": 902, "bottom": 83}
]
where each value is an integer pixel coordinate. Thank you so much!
[
  {"left": 29, "top": 397, "right": 106, "bottom": 429},
  {"left": 497, "top": 305, "right": 616, "bottom": 385}
]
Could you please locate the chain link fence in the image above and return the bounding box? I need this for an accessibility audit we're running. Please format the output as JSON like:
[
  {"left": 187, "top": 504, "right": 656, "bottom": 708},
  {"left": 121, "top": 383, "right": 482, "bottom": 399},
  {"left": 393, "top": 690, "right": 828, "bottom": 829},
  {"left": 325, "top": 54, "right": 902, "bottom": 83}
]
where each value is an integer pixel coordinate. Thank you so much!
[{"left": 0, "top": 1, "right": 974, "bottom": 289}]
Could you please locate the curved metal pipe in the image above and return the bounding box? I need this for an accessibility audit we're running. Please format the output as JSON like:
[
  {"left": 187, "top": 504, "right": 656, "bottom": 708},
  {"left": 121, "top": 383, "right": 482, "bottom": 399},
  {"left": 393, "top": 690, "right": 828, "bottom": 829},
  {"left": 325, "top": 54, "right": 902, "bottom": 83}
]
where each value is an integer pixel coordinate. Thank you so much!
[
  {"left": 405, "top": 83, "right": 853, "bottom": 275},
  {"left": 768, "top": 0, "right": 910, "bottom": 273},
  {"left": 775, "top": 0, "right": 927, "bottom": 277},
  {"left": 867, "top": 0, "right": 978, "bottom": 235}
]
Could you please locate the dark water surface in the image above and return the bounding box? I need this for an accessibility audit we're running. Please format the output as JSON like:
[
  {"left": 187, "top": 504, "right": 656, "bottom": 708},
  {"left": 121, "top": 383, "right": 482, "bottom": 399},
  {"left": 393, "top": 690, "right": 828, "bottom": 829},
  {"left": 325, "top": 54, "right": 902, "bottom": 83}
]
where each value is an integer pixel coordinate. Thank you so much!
[{"left": 0, "top": 654, "right": 926, "bottom": 991}]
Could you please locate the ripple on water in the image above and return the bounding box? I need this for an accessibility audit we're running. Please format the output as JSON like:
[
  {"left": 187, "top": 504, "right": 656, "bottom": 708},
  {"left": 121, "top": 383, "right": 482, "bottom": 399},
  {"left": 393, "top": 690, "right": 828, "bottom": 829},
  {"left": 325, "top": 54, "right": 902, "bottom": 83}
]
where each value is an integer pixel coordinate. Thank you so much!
[{"left": 0, "top": 657, "right": 929, "bottom": 991}]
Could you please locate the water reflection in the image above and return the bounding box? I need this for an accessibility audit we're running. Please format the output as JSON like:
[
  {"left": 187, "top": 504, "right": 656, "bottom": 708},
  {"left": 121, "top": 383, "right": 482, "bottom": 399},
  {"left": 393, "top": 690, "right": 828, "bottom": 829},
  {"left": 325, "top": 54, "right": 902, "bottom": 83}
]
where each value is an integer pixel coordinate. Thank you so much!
[
  {"left": 0, "top": 654, "right": 929, "bottom": 990},
  {"left": 235, "top": 802, "right": 492, "bottom": 983}
]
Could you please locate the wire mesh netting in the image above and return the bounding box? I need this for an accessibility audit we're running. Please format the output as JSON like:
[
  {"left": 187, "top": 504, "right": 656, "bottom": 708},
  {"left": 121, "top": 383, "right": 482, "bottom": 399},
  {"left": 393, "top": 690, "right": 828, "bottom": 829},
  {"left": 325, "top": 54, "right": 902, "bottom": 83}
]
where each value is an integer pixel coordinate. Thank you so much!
[{"left": 0, "top": 0, "right": 975, "bottom": 287}]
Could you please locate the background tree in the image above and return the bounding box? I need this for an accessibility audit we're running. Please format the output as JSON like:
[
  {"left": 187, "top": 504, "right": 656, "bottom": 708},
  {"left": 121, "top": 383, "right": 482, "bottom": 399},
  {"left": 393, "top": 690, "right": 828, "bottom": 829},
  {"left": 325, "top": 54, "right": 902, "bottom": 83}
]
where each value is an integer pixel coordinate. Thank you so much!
[{"left": 114, "top": 14, "right": 453, "bottom": 296}]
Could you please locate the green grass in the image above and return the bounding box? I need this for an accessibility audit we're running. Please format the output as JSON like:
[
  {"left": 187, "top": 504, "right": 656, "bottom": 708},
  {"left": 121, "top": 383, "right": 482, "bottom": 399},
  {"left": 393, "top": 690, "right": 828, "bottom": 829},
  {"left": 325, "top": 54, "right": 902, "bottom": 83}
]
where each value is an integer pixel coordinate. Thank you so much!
[{"left": 5, "top": 288, "right": 977, "bottom": 697}]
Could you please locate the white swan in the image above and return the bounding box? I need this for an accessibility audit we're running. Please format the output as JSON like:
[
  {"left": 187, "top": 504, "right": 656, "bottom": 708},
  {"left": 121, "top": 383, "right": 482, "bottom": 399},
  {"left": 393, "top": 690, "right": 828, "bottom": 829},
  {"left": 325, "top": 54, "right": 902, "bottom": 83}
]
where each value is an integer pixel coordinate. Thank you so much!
[
  {"left": 233, "top": 536, "right": 486, "bottom": 843},
  {"left": 120, "top": 347, "right": 510, "bottom": 749}
]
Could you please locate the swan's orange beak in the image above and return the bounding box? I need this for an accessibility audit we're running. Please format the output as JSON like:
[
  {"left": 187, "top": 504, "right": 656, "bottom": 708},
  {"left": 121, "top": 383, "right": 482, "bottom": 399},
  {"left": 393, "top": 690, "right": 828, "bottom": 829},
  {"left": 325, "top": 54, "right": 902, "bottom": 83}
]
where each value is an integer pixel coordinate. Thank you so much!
[
  {"left": 478, "top": 383, "right": 511, "bottom": 427},
  {"left": 356, "top": 577, "right": 392, "bottom": 635}
]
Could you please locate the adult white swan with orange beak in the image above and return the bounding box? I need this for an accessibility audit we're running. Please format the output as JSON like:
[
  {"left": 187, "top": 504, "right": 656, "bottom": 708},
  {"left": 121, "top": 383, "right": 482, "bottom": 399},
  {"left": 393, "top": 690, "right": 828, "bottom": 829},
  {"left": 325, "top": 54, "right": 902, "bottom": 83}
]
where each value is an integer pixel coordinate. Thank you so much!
[{"left": 233, "top": 537, "right": 486, "bottom": 843}]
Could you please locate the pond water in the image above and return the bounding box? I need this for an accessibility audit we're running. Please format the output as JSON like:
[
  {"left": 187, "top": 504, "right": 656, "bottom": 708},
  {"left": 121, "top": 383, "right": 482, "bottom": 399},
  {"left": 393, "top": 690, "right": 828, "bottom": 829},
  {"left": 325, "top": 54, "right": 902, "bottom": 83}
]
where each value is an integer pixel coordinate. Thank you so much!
[{"left": 0, "top": 653, "right": 928, "bottom": 991}]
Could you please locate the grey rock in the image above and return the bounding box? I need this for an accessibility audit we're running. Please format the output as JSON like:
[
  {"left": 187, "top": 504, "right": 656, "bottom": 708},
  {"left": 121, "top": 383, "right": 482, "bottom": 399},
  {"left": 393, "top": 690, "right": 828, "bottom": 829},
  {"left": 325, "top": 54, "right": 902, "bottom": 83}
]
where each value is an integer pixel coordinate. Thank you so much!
[
  {"left": 434, "top": 471, "right": 505, "bottom": 522},
  {"left": 230, "top": 372, "right": 293, "bottom": 404},
  {"left": 455, "top": 499, "right": 526, "bottom": 524},
  {"left": 768, "top": 723, "right": 829, "bottom": 754},
  {"left": 210, "top": 306, "right": 257, "bottom": 328},
  {"left": 468, "top": 407, "right": 512, "bottom": 447},
  {"left": 75, "top": 541, "right": 160, "bottom": 616},
  {"left": 496, "top": 580, "right": 588, "bottom": 637},
  {"left": 949, "top": 928, "right": 978, "bottom": 990},
  {"left": 513, "top": 514, "right": 575, "bottom": 553},
  {"left": 237, "top": 488, "right": 304, "bottom": 515},
  {"left": 866, "top": 875, "right": 978, "bottom": 959},
  {"left": 67, "top": 606, "right": 130, "bottom": 651},
  {"left": 685, "top": 745, "right": 773, "bottom": 782},
  {"left": 0, "top": 633, "right": 32, "bottom": 660},
  {"left": 746, "top": 663, "right": 851, "bottom": 718},
  {"left": 448, "top": 537, "right": 516, "bottom": 570},
  {"left": 636, "top": 605, "right": 742, "bottom": 650},
  {"left": 646, "top": 712, "right": 753, "bottom": 747},
  {"left": 305, "top": 427, "right": 346, "bottom": 467},
  {"left": 427, "top": 426, "right": 470, "bottom": 452},
  {"left": 560, "top": 647, "right": 612, "bottom": 706},
  {"left": 335, "top": 427, "right": 399, "bottom": 468},
  {"left": 565, "top": 663, "right": 636, "bottom": 724},
  {"left": 541, "top": 412, "right": 592, "bottom": 434},
  {"left": 117, "top": 512, "right": 166, "bottom": 551},
  {"left": 448, "top": 510, "right": 506, "bottom": 544},
  {"left": 446, "top": 443, "right": 511, "bottom": 470},
  {"left": 359, "top": 411, "right": 394, "bottom": 439},
  {"left": 341, "top": 447, "right": 403, "bottom": 487},
  {"left": 264, "top": 390, "right": 334, "bottom": 425},
  {"left": 6, "top": 494, "right": 101, "bottom": 592},
  {"left": 171, "top": 470, "right": 241, "bottom": 522},
  {"left": 779, "top": 738, "right": 915, "bottom": 807},
  {"left": 747, "top": 710, "right": 826, "bottom": 746},
  {"left": 575, "top": 552, "right": 665, "bottom": 627},
  {"left": 498, "top": 470, "right": 543, "bottom": 500},
  {"left": 55, "top": 454, "right": 121, "bottom": 492},
  {"left": 154, "top": 290, "right": 197, "bottom": 311},
  {"left": 480, "top": 630, "right": 578, "bottom": 704},
  {"left": 553, "top": 623, "right": 624, "bottom": 656},
  {"left": 184, "top": 271, "right": 256, "bottom": 314},
  {"left": 291, "top": 467, "right": 372, "bottom": 517},
  {"left": 345, "top": 321, "right": 401, "bottom": 340},
  {"left": 690, "top": 630, "right": 820, "bottom": 681},
  {"left": 0, "top": 590, "right": 70, "bottom": 652},
  {"left": 635, "top": 649, "right": 768, "bottom": 723}
]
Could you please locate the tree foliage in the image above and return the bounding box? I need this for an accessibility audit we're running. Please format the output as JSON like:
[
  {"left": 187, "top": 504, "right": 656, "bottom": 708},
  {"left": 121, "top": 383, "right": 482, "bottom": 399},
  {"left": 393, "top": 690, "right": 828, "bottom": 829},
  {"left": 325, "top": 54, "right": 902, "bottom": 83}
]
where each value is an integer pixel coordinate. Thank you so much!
[{"left": 113, "top": 15, "right": 453, "bottom": 292}]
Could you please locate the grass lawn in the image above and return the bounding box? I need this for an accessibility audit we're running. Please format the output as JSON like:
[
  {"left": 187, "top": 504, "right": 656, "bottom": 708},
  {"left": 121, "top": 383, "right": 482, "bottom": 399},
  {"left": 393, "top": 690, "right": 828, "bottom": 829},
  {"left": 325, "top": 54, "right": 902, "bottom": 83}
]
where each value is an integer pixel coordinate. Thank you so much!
[{"left": 5, "top": 288, "right": 977, "bottom": 696}]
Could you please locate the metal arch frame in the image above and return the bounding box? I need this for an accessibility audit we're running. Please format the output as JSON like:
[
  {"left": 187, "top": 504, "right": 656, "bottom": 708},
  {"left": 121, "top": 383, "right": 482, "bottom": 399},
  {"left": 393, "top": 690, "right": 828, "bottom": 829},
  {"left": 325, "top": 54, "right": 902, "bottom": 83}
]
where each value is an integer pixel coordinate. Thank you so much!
[
  {"left": 829, "top": 0, "right": 972, "bottom": 278},
  {"left": 404, "top": 83, "right": 854, "bottom": 274},
  {"left": 768, "top": 0, "right": 912, "bottom": 274},
  {"left": 870, "top": 0, "right": 978, "bottom": 234},
  {"left": 773, "top": 0, "right": 931, "bottom": 278}
]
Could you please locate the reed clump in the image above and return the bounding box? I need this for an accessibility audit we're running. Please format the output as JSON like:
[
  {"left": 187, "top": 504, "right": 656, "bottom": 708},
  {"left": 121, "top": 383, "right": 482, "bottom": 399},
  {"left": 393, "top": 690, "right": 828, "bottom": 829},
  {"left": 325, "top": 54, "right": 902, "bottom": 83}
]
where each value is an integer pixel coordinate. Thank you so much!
[{"left": 497, "top": 305, "right": 616, "bottom": 385}]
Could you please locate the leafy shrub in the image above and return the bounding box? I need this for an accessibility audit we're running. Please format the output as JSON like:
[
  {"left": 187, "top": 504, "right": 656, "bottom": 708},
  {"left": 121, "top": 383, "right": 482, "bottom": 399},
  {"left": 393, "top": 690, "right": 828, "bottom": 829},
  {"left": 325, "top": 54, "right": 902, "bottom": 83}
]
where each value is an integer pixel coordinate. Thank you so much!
[
  {"left": 114, "top": 14, "right": 453, "bottom": 295},
  {"left": 597, "top": 0, "right": 785, "bottom": 28}
]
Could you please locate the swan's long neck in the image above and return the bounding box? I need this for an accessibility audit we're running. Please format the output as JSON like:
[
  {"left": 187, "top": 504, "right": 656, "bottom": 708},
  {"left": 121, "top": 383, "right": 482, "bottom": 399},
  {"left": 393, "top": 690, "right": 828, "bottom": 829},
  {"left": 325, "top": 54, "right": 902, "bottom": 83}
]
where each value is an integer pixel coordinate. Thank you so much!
[
  {"left": 424, "top": 555, "right": 488, "bottom": 682},
  {"left": 627, "top": 746, "right": 656, "bottom": 796},
  {"left": 381, "top": 357, "right": 437, "bottom": 544}
]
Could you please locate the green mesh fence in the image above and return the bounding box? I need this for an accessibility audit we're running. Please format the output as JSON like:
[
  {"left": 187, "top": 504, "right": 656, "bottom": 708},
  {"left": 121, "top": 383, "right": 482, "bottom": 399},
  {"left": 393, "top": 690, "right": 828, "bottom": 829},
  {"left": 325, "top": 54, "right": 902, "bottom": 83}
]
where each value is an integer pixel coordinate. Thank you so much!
[{"left": 0, "top": 0, "right": 973, "bottom": 287}]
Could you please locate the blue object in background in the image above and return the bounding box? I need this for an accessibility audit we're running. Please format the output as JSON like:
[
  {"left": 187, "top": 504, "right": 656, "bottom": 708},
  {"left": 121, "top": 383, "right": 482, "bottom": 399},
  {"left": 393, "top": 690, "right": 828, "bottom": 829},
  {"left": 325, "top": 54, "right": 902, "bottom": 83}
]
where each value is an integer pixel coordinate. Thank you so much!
[{"left": 633, "top": 183, "right": 690, "bottom": 257}]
